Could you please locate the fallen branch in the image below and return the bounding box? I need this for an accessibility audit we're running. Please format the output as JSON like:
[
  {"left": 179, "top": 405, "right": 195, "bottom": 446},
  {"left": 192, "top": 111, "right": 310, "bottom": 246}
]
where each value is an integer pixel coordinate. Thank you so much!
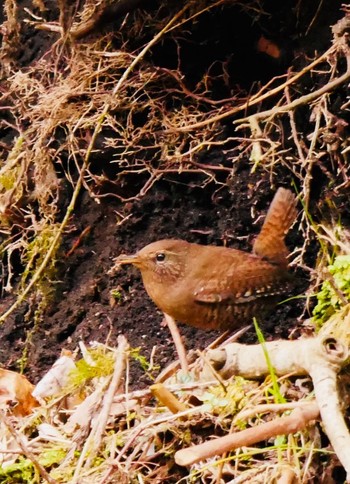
[
  {"left": 203, "top": 335, "right": 346, "bottom": 379},
  {"left": 175, "top": 402, "right": 319, "bottom": 466}
]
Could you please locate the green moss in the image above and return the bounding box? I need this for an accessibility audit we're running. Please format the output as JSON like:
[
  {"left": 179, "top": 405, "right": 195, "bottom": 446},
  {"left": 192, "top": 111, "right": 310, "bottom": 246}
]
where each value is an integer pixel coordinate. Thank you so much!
[
  {"left": 38, "top": 448, "right": 67, "bottom": 467},
  {"left": 68, "top": 347, "right": 115, "bottom": 390},
  {"left": 0, "top": 457, "right": 36, "bottom": 483},
  {"left": 17, "top": 300, "right": 47, "bottom": 372},
  {"left": 14, "top": 225, "right": 62, "bottom": 371},
  {"left": 0, "top": 443, "right": 69, "bottom": 482},
  {"left": 20, "top": 224, "right": 61, "bottom": 295},
  {"left": 313, "top": 255, "right": 350, "bottom": 327},
  {"left": 0, "top": 171, "right": 17, "bottom": 190},
  {"left": 201, "top": 377, "right": 251, "bottom": 422}
]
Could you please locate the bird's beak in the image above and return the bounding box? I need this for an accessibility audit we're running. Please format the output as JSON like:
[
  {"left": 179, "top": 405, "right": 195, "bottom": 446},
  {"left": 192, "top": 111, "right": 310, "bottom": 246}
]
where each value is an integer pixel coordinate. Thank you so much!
[
  {"left": 109, "top": 253, "right": 141, "bottom": 274},
  {"left": 115, "top": 253, "right": 139, "bottom": 265}
]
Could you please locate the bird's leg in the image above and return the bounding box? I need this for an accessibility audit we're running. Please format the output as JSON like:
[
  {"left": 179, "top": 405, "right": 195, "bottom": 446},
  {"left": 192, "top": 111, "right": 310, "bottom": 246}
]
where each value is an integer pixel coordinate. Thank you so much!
[{"left": 163, "top": 313, "right": 189, "bottom": 374}]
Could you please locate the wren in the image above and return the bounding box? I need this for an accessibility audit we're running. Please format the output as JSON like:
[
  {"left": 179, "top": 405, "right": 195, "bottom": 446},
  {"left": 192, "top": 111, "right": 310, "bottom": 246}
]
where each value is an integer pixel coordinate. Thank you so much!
[{"left": 115, "top": 188, "right": 297, "bottom": 331}]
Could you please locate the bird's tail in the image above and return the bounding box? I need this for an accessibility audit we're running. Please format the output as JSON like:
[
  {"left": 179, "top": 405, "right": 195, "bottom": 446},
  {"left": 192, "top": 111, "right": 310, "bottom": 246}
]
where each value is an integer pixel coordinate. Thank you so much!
[{"left": 253, "top": 188, "right": 297, "bottom": 268}]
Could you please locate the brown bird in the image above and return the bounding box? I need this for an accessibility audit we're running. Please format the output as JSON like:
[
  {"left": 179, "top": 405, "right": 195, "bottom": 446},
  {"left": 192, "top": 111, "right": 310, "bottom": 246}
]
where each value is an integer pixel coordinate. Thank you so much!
[{"left": 115, "top": 188, "right": 297, "bottom": 332}]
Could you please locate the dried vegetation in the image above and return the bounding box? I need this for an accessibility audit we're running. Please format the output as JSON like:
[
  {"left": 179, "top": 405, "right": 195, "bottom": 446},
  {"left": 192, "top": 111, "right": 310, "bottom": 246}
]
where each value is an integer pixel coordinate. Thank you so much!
[{"left": 0, "top": 0, "right": 350, "bottom": 482}]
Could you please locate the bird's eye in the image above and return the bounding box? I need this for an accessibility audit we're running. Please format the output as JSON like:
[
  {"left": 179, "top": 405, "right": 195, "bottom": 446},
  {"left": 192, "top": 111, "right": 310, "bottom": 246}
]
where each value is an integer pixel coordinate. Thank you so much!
[{"left": 156, "top": 252, "right": 166, "bottom": 263}]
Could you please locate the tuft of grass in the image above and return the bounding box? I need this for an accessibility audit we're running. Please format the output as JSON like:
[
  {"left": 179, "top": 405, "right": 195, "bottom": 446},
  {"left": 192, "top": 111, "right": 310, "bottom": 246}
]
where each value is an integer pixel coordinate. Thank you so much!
[
  {"left": 253, "top": 318, "right": 288, "bottom": 456},
  {"left": 253, "top": 318, "right": 286, "bottom": 404},
  {"left": 110, "top": 288, "right": 123, "bottom": 303},
  {"left": 130, "top": 346, "right": 160, "bottom": 378}
]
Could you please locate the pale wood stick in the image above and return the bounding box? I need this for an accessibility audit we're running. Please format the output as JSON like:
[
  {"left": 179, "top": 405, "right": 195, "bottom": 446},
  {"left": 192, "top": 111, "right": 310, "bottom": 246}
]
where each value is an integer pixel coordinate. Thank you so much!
[{"left": 175, "top": 403, "right": 319, "bottom": 466}]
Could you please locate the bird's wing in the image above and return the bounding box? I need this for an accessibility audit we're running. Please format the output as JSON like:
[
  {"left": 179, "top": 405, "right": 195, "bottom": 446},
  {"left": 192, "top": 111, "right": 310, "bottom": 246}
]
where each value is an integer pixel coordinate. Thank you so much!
[
  {"left": 193, "top": 280, "right": 234, "bottom": 303},
  {"left": 192, "top": 258, "right": 289, "bottom": 305},
  {"left": 193, "top": 281, "right": 266, "bottom": 304}
]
